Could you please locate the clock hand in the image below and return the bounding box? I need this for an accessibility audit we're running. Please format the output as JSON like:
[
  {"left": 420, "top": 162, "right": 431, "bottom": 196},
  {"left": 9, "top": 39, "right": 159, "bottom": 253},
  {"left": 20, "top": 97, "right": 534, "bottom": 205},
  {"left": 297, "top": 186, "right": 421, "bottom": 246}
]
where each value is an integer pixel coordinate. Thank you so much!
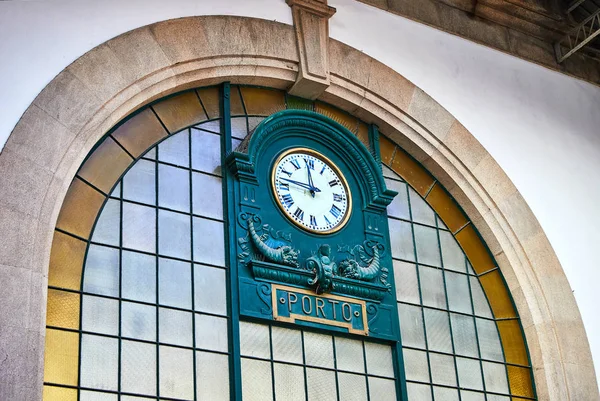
[
  {"left": 280, "top": 177, "right": 321, "bottom": 192},
  {"left": 304, "top": 159, "right": 317, "bottom": 198}
]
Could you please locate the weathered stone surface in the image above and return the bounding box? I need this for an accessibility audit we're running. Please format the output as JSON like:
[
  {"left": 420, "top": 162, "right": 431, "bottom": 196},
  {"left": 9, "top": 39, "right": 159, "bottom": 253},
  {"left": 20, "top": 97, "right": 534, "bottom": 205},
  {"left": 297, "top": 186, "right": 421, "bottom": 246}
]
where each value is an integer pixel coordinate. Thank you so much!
[
  {"left": 33, "top": 70, "right": 103, "bottom": 134},
  {"left": 0, "top": 206, "right": 37, "bottom": 270},
  {"left": 5, "top": 105, "right": 76, "bottom": 173},
  {"left": 0, "top": 148, "right": 54, "bottom": 218},
  {"left": 442, "top": 120, "right": 487, "bottom": 171},
  {"left": 407, "top": 88, "right": 455, "bottom": 142}
]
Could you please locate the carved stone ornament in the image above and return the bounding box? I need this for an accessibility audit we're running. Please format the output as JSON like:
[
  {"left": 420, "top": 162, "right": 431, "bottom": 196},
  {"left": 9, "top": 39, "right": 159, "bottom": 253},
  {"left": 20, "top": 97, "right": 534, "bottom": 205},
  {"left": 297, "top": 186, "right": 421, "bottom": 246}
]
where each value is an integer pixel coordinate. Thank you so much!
[{"left": 238, "top": 213, "right": 391, "bottom": 301}]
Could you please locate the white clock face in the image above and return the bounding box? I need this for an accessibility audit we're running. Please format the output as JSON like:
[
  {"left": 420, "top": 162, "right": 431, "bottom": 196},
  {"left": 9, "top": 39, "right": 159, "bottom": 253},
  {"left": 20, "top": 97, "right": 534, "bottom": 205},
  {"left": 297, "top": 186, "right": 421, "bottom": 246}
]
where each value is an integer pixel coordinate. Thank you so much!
[{"left": 272, "top": 149, "right": 351, "bottom": 233}]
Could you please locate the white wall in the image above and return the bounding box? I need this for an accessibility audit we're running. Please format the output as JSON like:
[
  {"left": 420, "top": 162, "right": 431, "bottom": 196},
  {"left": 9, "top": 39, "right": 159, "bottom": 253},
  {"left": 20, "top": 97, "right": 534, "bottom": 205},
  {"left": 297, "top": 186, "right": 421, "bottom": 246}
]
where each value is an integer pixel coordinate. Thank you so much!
[{"left": 1, "top": 0, "right": 599, "bottom": 386}]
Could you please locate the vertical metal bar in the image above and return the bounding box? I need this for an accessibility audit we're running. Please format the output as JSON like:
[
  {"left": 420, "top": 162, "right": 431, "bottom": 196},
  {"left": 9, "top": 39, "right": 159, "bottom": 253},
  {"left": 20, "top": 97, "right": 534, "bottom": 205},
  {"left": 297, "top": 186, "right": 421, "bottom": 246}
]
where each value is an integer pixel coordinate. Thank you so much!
[
  {"left": 220, "top": 82, "right": 242, "bottom": 401},
  {"left": 300, "top": 331, "right": 309, "bottom": 401},
  {"left": 155, "top": 145, "right": 161, "bottom": 399},
  {"left": 361, "top": 341, "right": 371, "bottom": 400},
  {"left": 118, "top": 181, "right": 124, "bottom": 400},
  {"left": 188, "top": 129, "right": 198, "bottom": 401},
  {"left": 332, "top": 336, "right": 341, "bottom": 401}
]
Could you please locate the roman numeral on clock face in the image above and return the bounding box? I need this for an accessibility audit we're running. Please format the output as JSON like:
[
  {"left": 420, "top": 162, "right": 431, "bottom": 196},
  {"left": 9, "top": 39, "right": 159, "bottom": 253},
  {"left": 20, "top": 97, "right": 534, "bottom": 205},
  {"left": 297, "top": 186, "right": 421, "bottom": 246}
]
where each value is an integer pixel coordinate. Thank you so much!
[
  {"left": 305, "top": 158, "right": 314, "bottom": 170},
  {"left": 290, "top": 159, "right": 301, "bottom": 170},
  {"left": 310, "top": 215, "right": 317, "bottom": 226},
  {"left": 329, "top": 180, "right": 339, "bottom": 187},
  {"left": 282, "top": 194, "right": 294, "bottom": 208},
  {"left": 330, "top": 204, "right": 341, "bottom": 218},
  {"left": 293, "top": 208, "right": 304, "bottom": 221},
  {"left": 333, "top": 193, "right": 343, "bottom": 202},
  {"left": 279, "top": 182, "right": 289, "bottom": 191}
]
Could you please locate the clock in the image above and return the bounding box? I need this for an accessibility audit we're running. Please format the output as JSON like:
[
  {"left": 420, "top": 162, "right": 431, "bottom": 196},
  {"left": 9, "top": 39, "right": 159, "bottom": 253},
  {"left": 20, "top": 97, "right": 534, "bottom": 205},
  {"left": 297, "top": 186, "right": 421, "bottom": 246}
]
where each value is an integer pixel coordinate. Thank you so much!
[{"left": 271, "top": 148, "right": 352, "bottom": 234}]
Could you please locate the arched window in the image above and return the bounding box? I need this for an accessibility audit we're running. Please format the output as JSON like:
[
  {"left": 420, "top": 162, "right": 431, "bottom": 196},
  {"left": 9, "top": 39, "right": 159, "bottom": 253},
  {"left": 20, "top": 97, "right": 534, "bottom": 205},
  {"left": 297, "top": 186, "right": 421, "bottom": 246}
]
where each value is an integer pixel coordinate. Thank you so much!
[{"left": 43, "top": 85, "right": 535, "bottom": 401}]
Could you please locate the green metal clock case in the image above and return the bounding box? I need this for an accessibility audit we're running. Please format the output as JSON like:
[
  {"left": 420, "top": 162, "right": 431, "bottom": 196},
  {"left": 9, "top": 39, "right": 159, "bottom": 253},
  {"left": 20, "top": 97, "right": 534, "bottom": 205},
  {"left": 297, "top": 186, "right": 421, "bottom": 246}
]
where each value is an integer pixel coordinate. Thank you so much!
[{"left": 226, "top": 109, "right": 401, "bottom": 342}]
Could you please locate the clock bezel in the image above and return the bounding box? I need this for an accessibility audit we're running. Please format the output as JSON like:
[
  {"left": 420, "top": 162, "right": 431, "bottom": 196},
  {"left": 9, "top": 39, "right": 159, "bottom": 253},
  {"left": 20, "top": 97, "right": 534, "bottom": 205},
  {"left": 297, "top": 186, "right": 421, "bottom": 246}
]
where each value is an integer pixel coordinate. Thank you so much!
[{"left": 270, "top": 147, "right": 353, "bottom": 235}]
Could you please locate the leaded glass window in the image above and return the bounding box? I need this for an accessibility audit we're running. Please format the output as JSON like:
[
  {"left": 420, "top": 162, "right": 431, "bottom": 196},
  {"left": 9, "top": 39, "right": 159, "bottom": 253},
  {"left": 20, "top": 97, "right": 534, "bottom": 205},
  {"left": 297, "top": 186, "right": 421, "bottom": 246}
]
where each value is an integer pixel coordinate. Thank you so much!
[{"left": 43, "top": 84, "right": 535, "bottom": 401}]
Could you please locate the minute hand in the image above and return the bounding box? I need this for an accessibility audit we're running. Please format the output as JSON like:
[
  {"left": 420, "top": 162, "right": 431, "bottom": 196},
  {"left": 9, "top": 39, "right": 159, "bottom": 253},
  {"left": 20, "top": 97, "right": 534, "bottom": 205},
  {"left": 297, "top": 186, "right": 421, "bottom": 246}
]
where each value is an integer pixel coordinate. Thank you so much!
[{"left": 280, "top": 178, "right": 321, "bottom": 192}]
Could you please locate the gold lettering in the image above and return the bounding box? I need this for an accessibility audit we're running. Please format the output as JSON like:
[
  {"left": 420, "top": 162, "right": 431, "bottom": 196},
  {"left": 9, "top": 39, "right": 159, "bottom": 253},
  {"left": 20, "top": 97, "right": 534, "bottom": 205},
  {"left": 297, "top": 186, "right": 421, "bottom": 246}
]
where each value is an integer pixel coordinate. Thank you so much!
[
  {"left": 328, "top": 299, "right": 339, "bottom": 319},
  {"left": 316, "top": 298, "right": 326, "bottom": 318},
  {"left": 342, "top": 303, "right": 352, "bottom": 322},
  {"left": 302, "top": 295, "right": 312, "bottom": 314},
  {"left": 287, "top": 292, "right": 298, "bottom": 313}
]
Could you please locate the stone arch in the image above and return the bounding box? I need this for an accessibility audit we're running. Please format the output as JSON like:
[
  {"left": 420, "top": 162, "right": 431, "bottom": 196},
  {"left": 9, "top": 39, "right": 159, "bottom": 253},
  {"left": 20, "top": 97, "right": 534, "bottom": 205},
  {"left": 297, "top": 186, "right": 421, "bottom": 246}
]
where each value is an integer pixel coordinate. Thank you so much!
[{"left": 0, "top": 15, "right": 595, "bottom": 401}]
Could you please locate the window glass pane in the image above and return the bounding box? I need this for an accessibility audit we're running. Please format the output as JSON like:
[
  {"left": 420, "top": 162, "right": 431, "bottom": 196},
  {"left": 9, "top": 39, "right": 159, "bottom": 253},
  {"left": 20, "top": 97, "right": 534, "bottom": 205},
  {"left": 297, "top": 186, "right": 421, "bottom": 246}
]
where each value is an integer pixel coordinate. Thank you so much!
[
  {"left": 398, "top": 303, "right": 425, "bottom": 349},
  {"left": 414, "top": 224, "right": 441, "bottom": 267},
  {"left": 272, "top": 326, "right": 303, "bottom": 363},
  {"left": 433, "top": 386, "right": 459, "bottom": 401},
  {"left": 192, "top": 173, "right": 223, "bottom": 219},
  {"left": 121, "top": 301, "right": 156, "bottom": 341},
  {"left": 191, "top": 129, "right": 222, "bottom": 175},
  {"left": 195, "top": 119, "right": 221, "bottom": 134},
  {"left": 231, "top": 116, "right": 248, "bottom": 139},
  {"left": 306, "top": 368, "right": 337, "bottom": 401},
  {"left": 304, "top": 331, "right": 334, "bottom": 368},
  {"left": 81, "top": 295, "right": 118, "bottom": 335},
  {"left": 80, "top": 391, "right": 117, "bottom": 401},
  {"left": 406, "top": 383, "right": 432, "bottom": 401},
  {"left": 402, "top": 348, "right": 429, "bottom": 382},
  {"left": 365, "top": 342, "right": 394, "bottom": 378},
  {"left": 158, "top": 131, "right": 189, "bottom": 167},
  {"left": 122, "top": 251, "right": 155, "bottom": 303},
  {"left": 335, "top": 337, "right": 365, "bottom": 373},
  {"left": 194, "top": 264, "right": 227, "bottom": 316},
  {"left": 456, "top": 357, "right": 483, "bottom": 390},
  {"left": 159, "top": 308, "right": 193, "bottom": 347},
  {"left": 476, "top": 318, "right": 504, "bottom": 362},
  {"left": 337, "top": 372, "right": 368, "bottom": 401},
  {"left": 423, "top": 308, "right": 452, "bottom": 353},
  {"left": 159, "top": 345, "right": 194, "bottom": 399},
  {"left": 158, "top": 164, "right": 190, "bottom": 212},
  {"left": 195, "top": 313, "right": 228, "bottom": 352},
  {"left": 122, "top": 202, "right": 156, "bottom": 253},
  {"left": 193, "top": 217, "right": 225, "bottom": 266},
  {"left": 121, "top": 340, "right": 156, "bottom": 396},
  {"left": 451, "top": 313, "right": 478, "bottom": 358},
  {"left": 385, "top": 179, "right": 409, "bottom": 220},
  {"left": 439, "top": 230, "right": 466, "bottom": 273},
  {"left": 80, "top": 334, "right": 118, "bottom": 390},
  {"left": 159, "top": 257, "right": 192, "bottom": 308},
  {"left": 461, "top": 390, "right": 486, "bottom": 401},
  {"left": 446, "top": 271, "right": 472, "bottom": 314},
  {"left": 83, "top": 244, "right": 119, "bottom": 297},
  {"left": 389, "top": 219, "right": 414, "bottom": 261},
  {"left": 409, "top": 188, "right": 436, "bottom": 226},
  {"left": 274, "top": 363, "right": 305, "bottom": 401},
  {"left": 242, "top": 358, "right": 273, "bottom": 401},
  {"left": 368, "top": 377, "right": 397, "bottom": 401},
  {"left": 158, "top": 209, "right": 191, "bottom": 260},
  {"left": 196, "top": 351, "right": 229, "bottom": 401},
  {"left": 419, "top": 266, "right": 446, "bottom": 309},
  {"left": 394, "top": 260, "right": 419, "bottom": 304},
  {"left": 470, "top": 277, "right": 493, "bottom": 318},
  {"left": 482, "top": 361, "right": 509, "bottom": 394},
  {"left": 123, "top": 159, "right": 156, "bottom": 206},
  {"left": 240, "top": 321, "right": 271, "bottom": 359},
  {"left": 91, "top": 199, "right": 120, "bottom": 246},
  {"left": 429, "top": 353, "right": 456, "bottom": 386}
]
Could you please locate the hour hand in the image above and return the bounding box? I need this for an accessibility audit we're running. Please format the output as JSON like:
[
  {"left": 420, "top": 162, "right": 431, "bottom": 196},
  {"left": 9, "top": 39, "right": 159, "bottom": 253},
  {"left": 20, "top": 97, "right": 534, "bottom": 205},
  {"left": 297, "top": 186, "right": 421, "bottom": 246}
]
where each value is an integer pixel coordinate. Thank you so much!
[{"left": 280, "top": 178, "right": 321, "bottom": 192}]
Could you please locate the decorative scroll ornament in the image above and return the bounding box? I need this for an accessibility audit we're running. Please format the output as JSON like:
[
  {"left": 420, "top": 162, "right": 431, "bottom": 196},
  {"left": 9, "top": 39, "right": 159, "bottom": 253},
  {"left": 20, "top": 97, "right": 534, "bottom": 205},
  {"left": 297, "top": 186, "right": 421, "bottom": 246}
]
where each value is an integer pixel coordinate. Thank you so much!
[{"left": 238, "top": 214, "right": 391, "bottom": 301}]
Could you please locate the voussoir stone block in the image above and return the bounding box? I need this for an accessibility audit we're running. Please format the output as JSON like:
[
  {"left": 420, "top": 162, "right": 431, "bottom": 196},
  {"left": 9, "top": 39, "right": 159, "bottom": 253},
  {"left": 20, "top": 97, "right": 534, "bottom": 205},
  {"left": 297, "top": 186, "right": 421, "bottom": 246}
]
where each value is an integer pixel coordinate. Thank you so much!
[
  {"left": 0, "top": 206, "right": 37, "bottom": 270},
  {"left": 407, "top": 88, "right": 455, "bottom": 143},
  {"left": 5, "top": 105, "right": 76, "bottom": 173},
  {"left": 33, "top": 69, "right": 103, "bottom": 134},
  {"left": 0, "top": 148, "right": 54, "bottom": 218},
  {"left": 106, "top": 26, "right": 173, "bottom": 83}
]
